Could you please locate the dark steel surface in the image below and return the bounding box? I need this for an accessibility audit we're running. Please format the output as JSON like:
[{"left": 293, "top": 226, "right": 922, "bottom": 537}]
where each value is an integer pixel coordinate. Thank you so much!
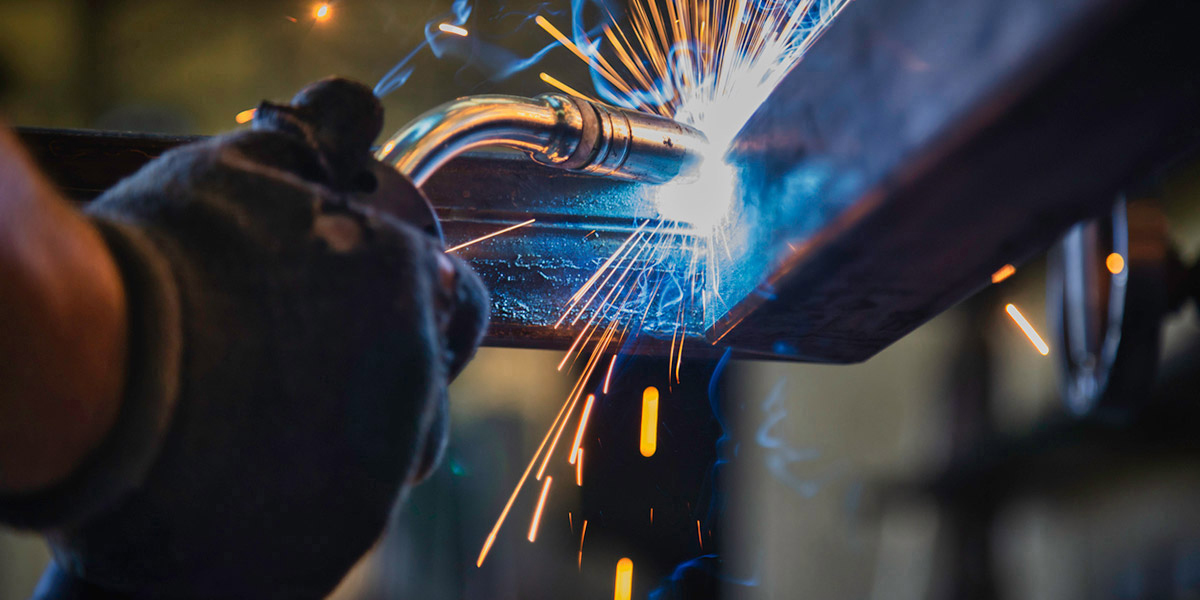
[{"left": 717, "top": 0, "right": 1200, "bottom": 361}]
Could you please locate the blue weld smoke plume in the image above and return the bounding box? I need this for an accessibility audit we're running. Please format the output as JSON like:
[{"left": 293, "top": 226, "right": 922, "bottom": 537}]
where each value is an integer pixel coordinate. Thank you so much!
[
  {"left": 375, "top": 0, "right": 564, "bottom": 97},
  {"left": 756, "top": 378, "right": 823, "bottom": 497}
]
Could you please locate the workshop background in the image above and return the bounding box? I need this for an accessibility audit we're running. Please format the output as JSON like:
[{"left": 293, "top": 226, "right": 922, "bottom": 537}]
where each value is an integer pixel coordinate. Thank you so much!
[{"left": 3, "top": 0, "right": 1200, "bottom": 599}]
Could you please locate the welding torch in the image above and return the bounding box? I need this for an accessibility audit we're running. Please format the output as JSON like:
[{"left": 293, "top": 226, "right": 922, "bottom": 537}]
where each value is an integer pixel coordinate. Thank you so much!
[{"left": 377, "top": 92, "right": 708, "bottom": 189}]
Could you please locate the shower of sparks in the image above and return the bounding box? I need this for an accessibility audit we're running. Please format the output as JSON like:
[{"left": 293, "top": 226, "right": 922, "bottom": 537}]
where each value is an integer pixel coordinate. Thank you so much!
[
  {"left": 615, "top": 558, "right": 634, "bottom": 600},
  {"left": 234, "top": 108, "right": 257, "bottom": 124},
  {"left": 528, "top": 476, "right": 554, "bottom": 542},
  {"left": 1006, "top": 303, "right": 1050, "bottom": 356},
  {"left": 475, "top": 0, "right": 852, "bottom": 567},
  {"left": 640, "top": 386, "right": 659, "bottom": 457},
  {"left": 313, "top": 3, "right": 332, "bottom": 22},
  {"left": 991, "top": 264, "right": 1016, "bottom": 284},
  {"left": 445, "top": 219, "right": 536, "bottom": 253},
  {"left": 438, "top": 22, "right": 469, "bottom": 36}
]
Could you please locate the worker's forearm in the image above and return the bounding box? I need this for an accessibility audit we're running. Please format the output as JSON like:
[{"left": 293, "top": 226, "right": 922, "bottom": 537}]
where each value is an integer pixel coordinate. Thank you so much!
[{"left": 0, "top": 125, "right": 128, "bottom": 493}]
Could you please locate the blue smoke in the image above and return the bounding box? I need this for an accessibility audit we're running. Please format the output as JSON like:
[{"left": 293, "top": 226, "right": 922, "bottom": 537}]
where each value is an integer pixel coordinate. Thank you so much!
[{"left": 374, "top": 0, "right": 563, "bottom": 98}]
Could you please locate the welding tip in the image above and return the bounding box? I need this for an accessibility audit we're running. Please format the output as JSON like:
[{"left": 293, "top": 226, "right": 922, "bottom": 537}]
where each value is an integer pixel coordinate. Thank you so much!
[{"left": 377, "top": 93, "right": 707, "bottom": 187}]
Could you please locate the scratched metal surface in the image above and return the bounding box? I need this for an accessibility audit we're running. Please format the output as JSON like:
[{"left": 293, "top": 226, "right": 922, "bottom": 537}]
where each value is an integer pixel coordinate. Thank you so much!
[{"left": 425, "top": 155, "right": 706, "bottom": 354}]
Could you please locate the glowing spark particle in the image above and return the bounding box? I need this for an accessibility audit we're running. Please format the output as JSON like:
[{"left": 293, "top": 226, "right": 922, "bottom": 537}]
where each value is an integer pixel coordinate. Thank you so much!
[
  {"left": 528, "top": 476, "right": 553, "bottom": 542},
  {"left": 575, "top": 449, "right": 583, "bottom": 486},
  {"left": 1107, "top": 252, "right": 1125, "bottom": 275},
  {"left": 991, "top": 264, "right": 1016, "bottom": 284},
  {"left": 569, "top": 394, "right": 595, "bottom": 465},
  {"left": 615, "top": 558, "right": 634, "bottom": 600},
  {"left": 650, "top": 508, "right": 654, "bottom": 524},
  {"left": 696, "top": 520, "right": 703, "bottom": 549},
  {"left": 438, "top": 22, "right": 468, "bottom": 36},
  {"left": 1006, "top": 303, "right": 1049, "bottom": 356},
  {"left": 640, "top": 386, "right": 659, "bottom": 457},
  {"left": 379, "top": 140, "right": 397, "bottom": 156},
  {"left": 446, "top": 218, "right": 535, "bottom": 253},
  {"left": 313, "top": 3, "right": 331, "bottom": 22},
  {"left": 540, "top": 72, "right": 595, "bottom": 101},
  {"left": 569, "top": 511, "right": 573, "bottom": 531},
  {"left": 603, "top": 355, "right": 616, "bottom": 394},
  {"left": 578, "top": 520, "right": 588, "bottom": 570},
  {"left": 235, "top": 109, "right": 256, "bottom": 124}
]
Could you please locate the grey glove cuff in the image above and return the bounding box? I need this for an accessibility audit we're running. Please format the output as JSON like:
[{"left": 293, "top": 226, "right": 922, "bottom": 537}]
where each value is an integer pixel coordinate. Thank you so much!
[{"left": 0, "top": 217, "right": 182, "bottom": 530}]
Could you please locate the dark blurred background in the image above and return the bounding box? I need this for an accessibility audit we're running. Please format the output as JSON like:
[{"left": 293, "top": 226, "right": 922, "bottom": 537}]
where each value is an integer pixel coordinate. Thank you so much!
[{"left": 3, "top": 1, "right": 1200, "bottom": 599}]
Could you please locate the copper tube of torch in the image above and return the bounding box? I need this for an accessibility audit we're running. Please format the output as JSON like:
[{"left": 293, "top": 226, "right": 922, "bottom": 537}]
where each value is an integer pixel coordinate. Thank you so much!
[{"left": 377, "top": 93, "right": 707, "bottom": 186}]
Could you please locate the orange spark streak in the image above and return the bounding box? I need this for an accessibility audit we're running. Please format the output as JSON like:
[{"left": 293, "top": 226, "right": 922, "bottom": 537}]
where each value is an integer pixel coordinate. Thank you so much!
[
  {"left": 615, "top": 558, "right": 634, "bottom": 600},
  {"left": 640, "top": 386, "right": 659, "bottom": 457},
  {"left": 650, "top": 508, "right": 654, "bottom": 524},
  {"left": 696, "top": 520, "right": 703, "bottom": 549},
  {"left": 575, "top": 448, "right": 584, "bottom": 486},
  {"left": 569, "top": 394, "right": 595, "bottom": 465},
  {"left": 1006, "top": 303, "right": 1049, "bottom": 355},
  {"left": 603, "top": 355, "right": 617, "bottom": 394},
  {"left": 446, "top": 219, "right": 535, "bottom": 253},
  {"left": 558, "top": 222, "right": 648, "bottom": 323},
  {"left": 569, "top": 511, "right": 574, "bottom": 532},
  {"left": 235, "top": 108, "right": 257, "bottom": 124},
  {"left": 991, "top": 264, "right": 1016, "bottom": 283},
  {"left": 539, "top": 322, "right": 617, "bottom": 479},
  {"left": 539, "top": 72, "right": 595, "bottom": 101},
  {"left": 578, "top": 520, "right": 588, "bottom": 570},
  {"left": 527, "top": 477, "right": 553, "bottom": 542},
  {"left": 476, "top": 379, "right": 585, "bottom": 567},
  {"left": 438, "top": 22, "right": 468, "bottom": 36}
]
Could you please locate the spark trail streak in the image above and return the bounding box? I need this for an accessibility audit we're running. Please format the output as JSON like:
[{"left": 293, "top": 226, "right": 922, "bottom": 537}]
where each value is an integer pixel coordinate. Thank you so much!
[
  {"left": 528, "top": 477, "right": 554, "bottom": 542},
  {"left": 446, "top": 219, "right": 536, "bottom": 253},
  {"left": 1006, "top": 303, "right": 1050, "bottom": 355}
]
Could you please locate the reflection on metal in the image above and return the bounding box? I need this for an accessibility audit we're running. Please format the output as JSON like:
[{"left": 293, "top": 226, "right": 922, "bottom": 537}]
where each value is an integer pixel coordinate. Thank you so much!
[{"left": 377, "top": 93, "right": 706, "bottom": 187}]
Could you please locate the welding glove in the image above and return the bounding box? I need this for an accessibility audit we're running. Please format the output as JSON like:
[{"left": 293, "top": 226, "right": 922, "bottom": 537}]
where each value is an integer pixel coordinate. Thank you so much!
[{"left": 0, "top": 78, "right": 489, "bottom": 599}]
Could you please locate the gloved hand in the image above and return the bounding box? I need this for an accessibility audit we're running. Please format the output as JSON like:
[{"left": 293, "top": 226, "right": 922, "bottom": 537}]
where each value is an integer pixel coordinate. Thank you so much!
[{"left": 0, "top": 78, "right": 489, "bottom": 598}]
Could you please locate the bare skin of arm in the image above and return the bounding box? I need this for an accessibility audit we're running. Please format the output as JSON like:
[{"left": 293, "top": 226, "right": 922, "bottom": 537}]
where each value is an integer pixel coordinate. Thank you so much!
[{"left": 0, "top": 124, "right": 128, "bottom": 493}]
